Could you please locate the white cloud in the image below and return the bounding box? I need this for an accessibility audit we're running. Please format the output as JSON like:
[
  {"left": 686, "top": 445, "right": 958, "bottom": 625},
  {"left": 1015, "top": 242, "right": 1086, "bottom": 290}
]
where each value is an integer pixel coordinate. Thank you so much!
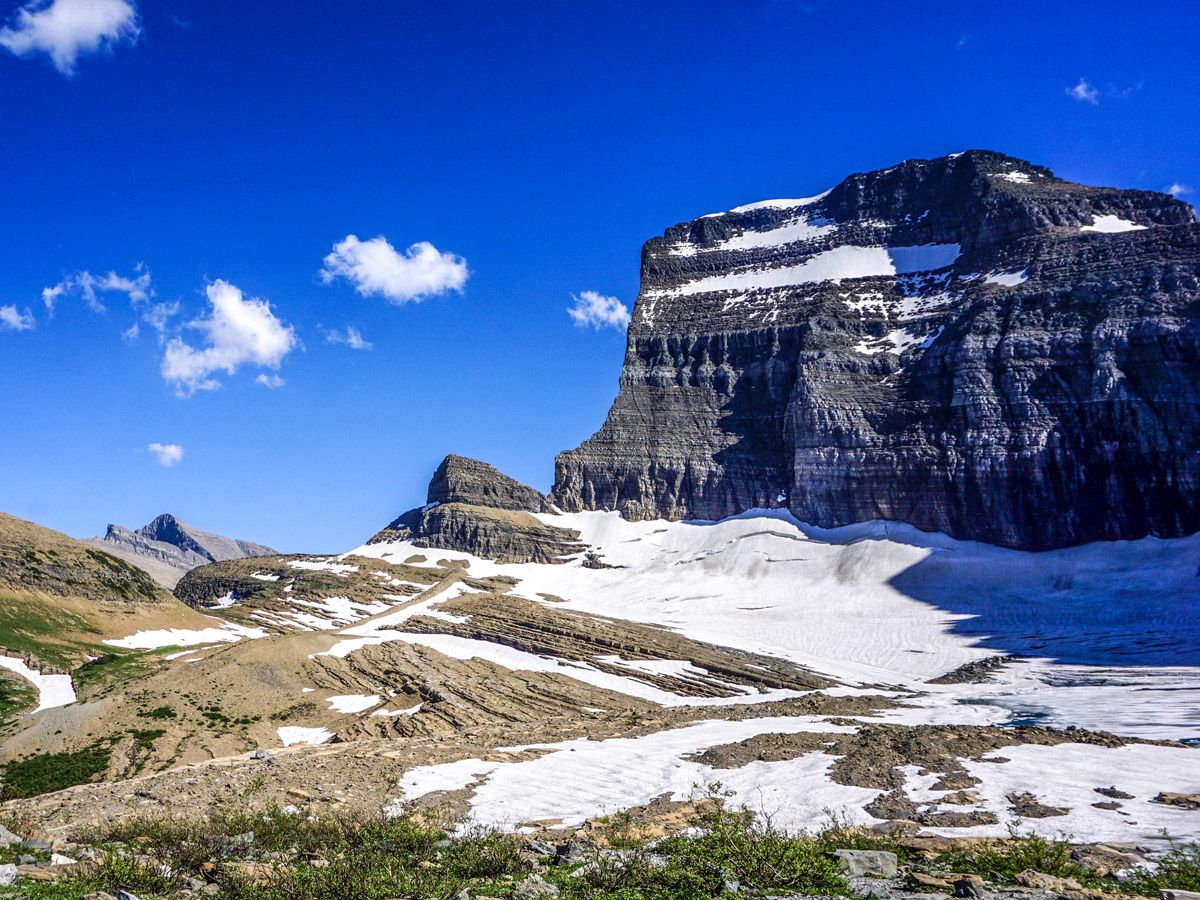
[
  {"left": 1065, "top": 77, "right": 1099, "bottom": 105},
  {"left": 147, "top": 442, "right": 183, "bottom": 468},
  {"left": 43, "top": 266, "right": 152, "bottom": 313},
  {"left": 324, "top": 325, "right": 372, "bottom": 350},
  {"left": 161, "top": 280, "right": 297, "bottom": 396},
  {"left": 255, "top": 373, "right": 285, "bottom": 389},
  {"left": 320, "top": 235, "right": 468, "bottom": 304},
  {"left": 0, "top": 305, "right": 36, "bottom": 331},
  {"left": 0, "top": 0, "right": 139, "bottom": 75},
  {"left": 567, "top": 291, "right": 630, "bottom": 331},
  {"left": 1165, "top": 183, "right": 1192, "bottom": 197}
]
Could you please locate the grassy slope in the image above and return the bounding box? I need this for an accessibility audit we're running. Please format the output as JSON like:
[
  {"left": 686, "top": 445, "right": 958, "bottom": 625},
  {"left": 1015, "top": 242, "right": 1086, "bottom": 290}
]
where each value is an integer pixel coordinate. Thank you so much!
[
  {"left": 0, "top": 512, "right": 244, "bottom": 793},
  {"left": 0, "top": 512, "right": 214, "bottom": 669}
]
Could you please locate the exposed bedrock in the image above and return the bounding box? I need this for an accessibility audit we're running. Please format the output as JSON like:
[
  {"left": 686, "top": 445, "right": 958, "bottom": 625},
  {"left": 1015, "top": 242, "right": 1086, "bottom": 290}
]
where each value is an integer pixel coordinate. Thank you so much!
[
  {"left": 371, "top": 455, "right": 584, "bottom": 563},
  {"left": 552, "top": 150, "right": 1200, "bottom": 549}
]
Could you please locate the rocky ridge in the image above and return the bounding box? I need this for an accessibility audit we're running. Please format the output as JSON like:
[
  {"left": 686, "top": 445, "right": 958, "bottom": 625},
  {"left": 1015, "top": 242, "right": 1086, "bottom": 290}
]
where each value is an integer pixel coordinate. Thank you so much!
[
  {"left": 88, "top": 513, "right": 277, "bottom": 588},
  {"left": 370, "top": 455, "right": 585, "bottom": 563},
  {"left": 552, "top": 150, "right": 1200, "bottom": 549}
]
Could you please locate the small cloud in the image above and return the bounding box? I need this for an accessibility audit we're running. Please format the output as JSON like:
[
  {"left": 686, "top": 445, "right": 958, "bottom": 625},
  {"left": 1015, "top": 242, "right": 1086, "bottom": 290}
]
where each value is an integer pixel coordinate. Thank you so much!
[
  {"left": 954, "top": 34, "right": 968, "bottom": 50},
  {"left": 147, "top": 441, "right": 184, "bottom": 468},
  {"left": 255, "top": 373, "right": 285, "bottom": 389},
  {"left": 320, "top": 235, "right": 468, "bottom": 304},
  {"left": 0, "top": 0, "right": 140, "bottom": 75},
  {"left": 323, "top": 325, "right": 372, "bottom": 350},
  {"left": 1165, "top": 183, "right": 1192, "bottom": 197},
  {"left": 1109, "top": 80, "right": 1144, "bottom": 99},
  {"left": 161, "top": 279, "right": 297, "bottom": 396},
  {"left": 167, "top": 12, "right": 191, "bottom": 29},
  {"left": 43, "top": 266, "right": 152, "bottom": 314},
  {"left": 0, "top": 304, "right": 36, "bottom": 331},
  {"left": 568, "top": 291, "right": 630, "bottom": 331},
  {"left": 1065, "top": 77, "right": 1100, "bottom": 105}
]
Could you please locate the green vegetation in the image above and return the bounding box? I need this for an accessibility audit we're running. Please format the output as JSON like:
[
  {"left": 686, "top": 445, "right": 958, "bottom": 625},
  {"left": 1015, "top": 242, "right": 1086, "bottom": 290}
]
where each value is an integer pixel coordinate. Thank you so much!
[
  {"left": 0, "top": 668, "right": 36, "bottom": 724},
  {"left": 0, "top": 593, "right": 99, "bottom": 670},
  {"left": 138, "top": 704, "right": 178, "bottom": 720},
  {"left": 0, "top": 742, "right": 112, "bottom": 800},
  {"left": 1124, "top": 841, "right": 1200, "bottom": 895},
  {"left": 73, "top": 651, "right": 151, "bottom": 694},
  {"left": 1, "top": 789, "right": 1197, "bottom": 899},
  {"left": 936, "top": 830, "right": 1084, "bottom": 884}
]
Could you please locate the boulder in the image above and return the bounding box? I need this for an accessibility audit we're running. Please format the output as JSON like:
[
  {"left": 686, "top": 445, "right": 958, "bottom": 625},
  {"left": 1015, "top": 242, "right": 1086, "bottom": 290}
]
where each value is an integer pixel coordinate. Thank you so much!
[{"left": 833, "top": 849, "right": 899, "bottom": 878}]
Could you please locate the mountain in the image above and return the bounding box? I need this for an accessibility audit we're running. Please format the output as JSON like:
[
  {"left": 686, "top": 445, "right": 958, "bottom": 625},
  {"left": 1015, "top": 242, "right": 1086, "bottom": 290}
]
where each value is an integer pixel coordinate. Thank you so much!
[
  {"left": 87, "top": 513, "right": 277, "bottom": 588},
  {"left": 552, "top": 150, "right": 1200, "bottom": 550},
  {"left": 369, "top": 455, "right": 585, "bottom": 563},
  {"left": 0, "top": 512, "right": 217, "bottom": 674}
]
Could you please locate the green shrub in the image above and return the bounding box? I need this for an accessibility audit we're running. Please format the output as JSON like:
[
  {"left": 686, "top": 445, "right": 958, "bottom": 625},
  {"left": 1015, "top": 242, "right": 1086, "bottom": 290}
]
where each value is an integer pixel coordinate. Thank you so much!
[
  {"left": 0, "top": 744, "right": 111, "bottom": 800},
  {"left": 936, "top": 831, "right": 1085, "bottom": 884},
  {"left": 1124, "top": 842, "right": 1200, "bottom": 895}
]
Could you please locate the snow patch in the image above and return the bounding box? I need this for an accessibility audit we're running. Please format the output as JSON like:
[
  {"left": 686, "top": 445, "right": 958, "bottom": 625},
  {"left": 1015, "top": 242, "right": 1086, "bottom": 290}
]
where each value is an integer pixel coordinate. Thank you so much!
[
  {"left": 1081, "top": 215, "right": 1147, "bottom": 233},
  {"left": 662, "top": 244, "right": 960, "bottom": 297},
  {"left": 0, "top": 656, "right": 75, "bottom": 712},
  {"left": 326, "top": 694, "right": 380, "bottom": 714},
  {"left": 104, "top": 621, "right": 266, "bottom": 650},
  {"left": 276, "top": 726, "right": 334, "bottom": 747},
  {"left": 985, "top": 270, "right": 1028, "bottom": 287}
]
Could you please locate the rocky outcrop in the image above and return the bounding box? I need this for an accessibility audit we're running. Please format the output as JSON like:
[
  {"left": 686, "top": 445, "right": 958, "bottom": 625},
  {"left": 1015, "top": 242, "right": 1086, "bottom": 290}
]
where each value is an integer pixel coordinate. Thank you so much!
[
  {"left": 89, "top": 513, "right": 277, "bottom": 588},
  {"left": 553, "top": 150, "right": 1200, "bottom": 549},
  {"left": 427, "top": 455, "right": 551, "bottom": 513},
  {"left": 371, "top": 455, "right": 584, "bottom": 563}
]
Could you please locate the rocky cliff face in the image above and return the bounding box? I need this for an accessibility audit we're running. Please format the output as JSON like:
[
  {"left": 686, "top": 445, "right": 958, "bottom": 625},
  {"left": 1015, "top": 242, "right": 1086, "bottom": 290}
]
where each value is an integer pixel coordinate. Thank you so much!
[
  {"left": 372, "top": 455, "right": 583, "bottom": 563},
  {"left": 553, "top": 151, "right": 1200, "bottom": 549},
  {"left": 89, "top": 513, "right": 276, "bottom": 588}
]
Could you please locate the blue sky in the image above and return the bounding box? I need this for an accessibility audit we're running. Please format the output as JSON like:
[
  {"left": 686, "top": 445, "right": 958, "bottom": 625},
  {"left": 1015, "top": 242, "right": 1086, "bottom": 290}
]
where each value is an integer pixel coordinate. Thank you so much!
[{"left": 1, "top": 0, "right": 1197, "bottom": 552}]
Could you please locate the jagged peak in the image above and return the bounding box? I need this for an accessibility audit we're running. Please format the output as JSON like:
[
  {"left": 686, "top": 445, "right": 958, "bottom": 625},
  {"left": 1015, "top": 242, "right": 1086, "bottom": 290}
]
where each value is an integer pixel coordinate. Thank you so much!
[{"left": 426, "top": 454, "right": 549, "bottom": 513}]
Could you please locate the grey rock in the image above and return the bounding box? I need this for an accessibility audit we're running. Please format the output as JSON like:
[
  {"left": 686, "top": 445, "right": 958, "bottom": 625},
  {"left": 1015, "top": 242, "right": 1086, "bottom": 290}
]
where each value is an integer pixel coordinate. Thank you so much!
[
  {"left": 834, "top": 849, "right": 900, "bottom": 878},
  {"left": 0, "top": 823, "right": 20, "bottom": 845},
  {"left": 955, "top": 878, "right": 985, "bottom": 898},
  {"left": 371, "top": 456, "right": 585, "bottom": 564},
  {"left": 525, "top": 840, "right": 556, "bottom": 857},
  {"left": 88, "top": 513, "right": 276, "bottom": 589},
  {"left": 0, "top": 863, "right": 15, "bottom": 886},
  {"left": 1160, "top": 892, "right": 1200, "bottom": 900},
  {"left": 427, "top": 455, "right": 550, "bottom": 512},
  {"left": 513, "top": 873, "right": 561, "bottom": 899},
  {"left": 552, "top": 150, "right": 1200, "bottom": 550},
  {"left": 21, "top": 839, "right": 50, "bottom": 851}
]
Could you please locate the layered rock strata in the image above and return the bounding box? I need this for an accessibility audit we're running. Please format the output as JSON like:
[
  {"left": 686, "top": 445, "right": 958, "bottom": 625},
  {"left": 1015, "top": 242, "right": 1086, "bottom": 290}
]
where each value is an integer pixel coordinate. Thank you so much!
[{"left": 553, "top": 150, "right": 1200, "bottom": 549}]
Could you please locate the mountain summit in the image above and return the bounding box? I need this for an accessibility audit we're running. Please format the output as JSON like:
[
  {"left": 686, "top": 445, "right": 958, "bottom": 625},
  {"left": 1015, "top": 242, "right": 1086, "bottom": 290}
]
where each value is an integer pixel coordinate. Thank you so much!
[
  {"left": 552, "top": 150, "right": 1199, "bottom": 549},
  {"left": 87, "top": 513, "right": 276, "bottom": 588}
]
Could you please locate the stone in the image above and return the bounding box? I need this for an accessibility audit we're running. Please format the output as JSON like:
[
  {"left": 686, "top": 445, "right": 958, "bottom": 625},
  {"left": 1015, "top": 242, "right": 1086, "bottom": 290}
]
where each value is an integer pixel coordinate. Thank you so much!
[
  {"left": 1071, "top": 844, "right": 1144, "bottom": 876},
  {"left": 955, "top": 877, "right": 985, "bottom": 898},
  {"left": 1007, "top": 791, "right": 1069, "bottom": 818},
  {"left": 1017, "top": 870, "right": 1086, "bottom": 892},
  {"left": 551, "top": 150, "right": 1200, "bottom": 551},
  {"left": 1160, "top": 892, "right": 1200, "bottom": 900},
  {"left": 833, "top": 849, "right": 900, "bottom": 878},
  {"left": 50, "top": 853, "right": 76, "bottom": 865},
  {"left": 0, "top": 864, "right": 16, "bottom": 886},
  {"left": 513, "top": 873, "right": 561, "bottom": 899},
  {"left": 1153, "top": 792, "right": 1200, "bottom": 809},
  {"left": 0, "top": 824, "right": 20, "bottom": 846},
  {"left": 1094, "top": 786, "right": 1135, "bottom": 800}
]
